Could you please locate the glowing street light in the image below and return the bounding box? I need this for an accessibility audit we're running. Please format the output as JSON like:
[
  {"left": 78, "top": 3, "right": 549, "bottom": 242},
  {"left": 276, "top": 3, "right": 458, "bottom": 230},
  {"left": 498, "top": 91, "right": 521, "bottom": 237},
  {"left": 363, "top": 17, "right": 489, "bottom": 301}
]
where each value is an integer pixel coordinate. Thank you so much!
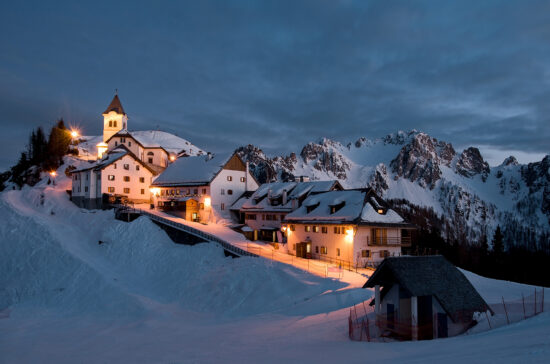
[
  {"left": 70, "top": 130, "right": 79, "bottom": 138},
  {"left": 50, "top": 171, "right": 57, "bottom": 186},
  {"left": 204, "top": 197, "right": 211, "bottom": 208},
  {"left": 169, "top": 155, "right": 176, "bottom": 162}
]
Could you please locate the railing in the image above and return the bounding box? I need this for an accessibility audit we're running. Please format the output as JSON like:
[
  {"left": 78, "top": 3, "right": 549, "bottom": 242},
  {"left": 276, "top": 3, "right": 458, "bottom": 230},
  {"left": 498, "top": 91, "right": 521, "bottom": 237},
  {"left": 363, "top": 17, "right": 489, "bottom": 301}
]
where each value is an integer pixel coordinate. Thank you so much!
[
  {"left": 367, "top": 236, "right": 411, "bottom": 247},
  {"left": 117, "top": 206, "right": 258, "bottom": 258}
]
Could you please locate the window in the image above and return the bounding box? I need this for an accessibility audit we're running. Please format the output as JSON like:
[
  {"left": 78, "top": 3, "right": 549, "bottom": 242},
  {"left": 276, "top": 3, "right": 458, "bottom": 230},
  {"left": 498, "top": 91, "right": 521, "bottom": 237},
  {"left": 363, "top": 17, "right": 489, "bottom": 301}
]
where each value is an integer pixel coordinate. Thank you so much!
[
  {"left": 305, "top": 226, "right": 311, "bottom": 232},
  {"left": 123, "top": 164, "right": 129, "bottom": 170},
  {"left": 147, "top": 152, "right": 154, "bottom": 156},
  {"left": 136, "top": 165, "right": 140, "bottom": 171},
  {"left": 113, "top": 120, "right": 117, "bottom": 127},
  {"left": 128, "top": 141, "right": 131, "bottom": 147},
  {"left": 123, "top": 176, "right": 130, "bottom": 182},
  {"left": 337, "top": 248, "right": 340, "bottom": 257},
  {"left": 227, "top": 176, "right": 233, "bottom": 181},
  {"left": 379, "top": 250, "right": 389, "bottom": 258},
  {"left": 290, "top": 225, "right": 295, "bottom": 231},
  {"left": 315, "top": 246, "right": 319, "bottom": 254},
  {"left": 115, "top": 141, "right": 118, "bottom": 146},
  {"left": 141, "top": 189, "right": 145, "bottom": 195},
  {"left": 202, "top": 188, "right": 207, "bottom": 194},
  {"left": 114, "top": 163, "right": 117, "bottom": 169},
  {"left": 123, "top": 188, "right": 130, "bottom": 194},
  {"left": 341, "top": 227, "right": 346, "bottom": 235},
  {"left": 121, "top": 137, "right": 126, "bottom": 143},
  {"left": 148, "top": 158, "right": 153, "bottom": 163},
  {"left": 320, "top": 246, "right": 327, "bottom": 254},
  {"left": 228, "top": 189, "right": 233, "bottom": 195},
  {"left": 109, "top": 120, "right": 113, "bottom": 127},
  {"left": 262, "top": 214, "right": 265, "bottom": 220},
  {"left": 221, "top": 203, "right": 225, "bottom": 210},
  {"left": 176, "top": 190, "right": 180, "bottom": 195},
  {"left": 108, "top": 187, "right": 115, "bottom": 193},
  {"left": 78, "top": 186, "right": 81, "bottom": 192},
  {"left": 293, "top": 244, "right": 296, "bottom": 250},
  {"left": 200, "top": 203, "right": 204, "bottom": 210},
  {"left": 362, "top": 250, "right": 371, "bottom": 258},
  {"left": 313, "top": 226, "right": 319, "bottom": 233},
  {"left": 321, "top": 226, "right": 328, "bottom": 234},
  {"left": 246, "top": 214, "right": 256, "bottom": 220},
  {"left": 108, "top": 175, "right": 115, "bottom": 181},
  {"left": 86, "top": 174, "right": 88, "bottom": 180},
  {"left": 240, "top": 177, "right": 246, "bottom": 182},
  {"left": 334, "top": 227, "right": 340, "bottom": 234},
  {"left": 84, "top": 186, "right": 88, "bottom": 192},
  {"left": 187, "top": 189, "right": 191, "bottom": 195},
  {"left": 74, "top": 174, "right": 78, "bottom": 180},
  {"left": 139, "top": 177, "right": 145, "bottom": 183},
  {"left": 221, "top": 189, "right": 225, "bottom": 195},
  {"left": 193, "top": 189, "right": 198, "bottom": 194}
]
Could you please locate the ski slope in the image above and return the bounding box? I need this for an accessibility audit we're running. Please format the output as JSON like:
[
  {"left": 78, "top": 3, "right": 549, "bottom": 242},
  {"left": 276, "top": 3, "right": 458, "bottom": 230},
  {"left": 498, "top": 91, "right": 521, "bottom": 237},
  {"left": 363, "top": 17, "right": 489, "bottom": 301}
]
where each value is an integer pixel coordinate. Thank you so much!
[{"left": 1, "top": 173, "right": 549, "bottom": 363}]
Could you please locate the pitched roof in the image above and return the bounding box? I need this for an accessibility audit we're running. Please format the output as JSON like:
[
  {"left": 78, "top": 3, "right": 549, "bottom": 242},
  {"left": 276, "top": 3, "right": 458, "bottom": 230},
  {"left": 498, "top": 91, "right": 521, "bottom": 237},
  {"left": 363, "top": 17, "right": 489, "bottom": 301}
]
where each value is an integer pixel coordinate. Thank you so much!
[
  {"left": 71, "top": 145, "right": 158, "bottom": 175},
  {"left": 106, "top": 130, "right": 205, "bottom": 156},
  {"left": 152, "top": 153, "right": 233, "bottom": 186},
  {"left": 283, "top": 188, "right": 412, "bottom": 226},
  {"left": 363, "top": 256, "right": 493, "bottom": 322},
  {"left": 103, "top": 94, "right": 126, "bottom": 115}
]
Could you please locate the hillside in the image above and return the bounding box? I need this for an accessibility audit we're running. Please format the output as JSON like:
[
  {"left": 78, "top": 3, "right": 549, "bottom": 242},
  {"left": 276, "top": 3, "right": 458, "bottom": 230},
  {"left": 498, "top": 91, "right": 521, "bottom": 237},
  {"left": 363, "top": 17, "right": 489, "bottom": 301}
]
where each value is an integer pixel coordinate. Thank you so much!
[
  {"left": 1, "top": 172, "right": 549, "bottom": 363},
  {"left": 236, "top": 130, "right": 550, "bottom": 251}
]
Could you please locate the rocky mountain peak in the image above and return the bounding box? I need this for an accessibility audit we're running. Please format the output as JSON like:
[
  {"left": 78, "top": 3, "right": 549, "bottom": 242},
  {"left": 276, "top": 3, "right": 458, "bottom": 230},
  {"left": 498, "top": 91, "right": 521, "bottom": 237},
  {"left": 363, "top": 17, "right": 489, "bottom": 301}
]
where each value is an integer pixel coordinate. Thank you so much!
[
  {"left": 502, "top": 156, "right": 519, "bottom": 166},
  {"left": 455, "top": 147, "right": 490, "bottom": 181},
  {"left": 300, "top": 140, "right": 350, "bottom": 179}
]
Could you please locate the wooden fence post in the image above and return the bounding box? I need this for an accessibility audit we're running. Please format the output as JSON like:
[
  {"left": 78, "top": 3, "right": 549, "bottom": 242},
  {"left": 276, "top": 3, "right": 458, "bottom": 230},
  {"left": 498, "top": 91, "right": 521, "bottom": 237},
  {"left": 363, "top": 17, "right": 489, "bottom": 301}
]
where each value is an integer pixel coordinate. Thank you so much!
[
  {"left": 522, "top": 293, "right": 526, "bottom": 319},
  {"left": 502, "top": 296, "right": 509, "bottom": 324}
]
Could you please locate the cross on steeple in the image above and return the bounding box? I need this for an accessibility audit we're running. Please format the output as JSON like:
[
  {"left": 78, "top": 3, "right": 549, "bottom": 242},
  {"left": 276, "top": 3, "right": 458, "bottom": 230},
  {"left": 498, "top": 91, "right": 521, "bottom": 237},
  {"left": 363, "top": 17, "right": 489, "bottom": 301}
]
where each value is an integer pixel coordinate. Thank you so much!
[{"left": 115, "top": 88, "right": 118, "bottom": 95}]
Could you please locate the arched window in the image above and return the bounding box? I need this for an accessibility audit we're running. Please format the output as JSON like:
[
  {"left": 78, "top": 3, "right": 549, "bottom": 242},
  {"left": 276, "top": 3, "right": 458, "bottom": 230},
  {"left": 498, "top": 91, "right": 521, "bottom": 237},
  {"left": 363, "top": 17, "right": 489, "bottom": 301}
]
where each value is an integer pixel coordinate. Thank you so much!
[
  {"left": 113, "top": 120, "right": 117, "bottom": 127},
  {"left": 108, "top": 120, "right": 113, "bottom": 127},
  {"left": 147, "top": 152, "right": 154, "bottom": 156}
]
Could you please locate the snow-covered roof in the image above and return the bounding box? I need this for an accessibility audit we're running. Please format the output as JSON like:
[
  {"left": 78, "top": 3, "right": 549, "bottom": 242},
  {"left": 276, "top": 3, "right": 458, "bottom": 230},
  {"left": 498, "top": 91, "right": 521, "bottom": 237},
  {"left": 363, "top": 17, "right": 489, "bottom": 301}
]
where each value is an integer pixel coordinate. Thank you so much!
[
  {"left": 128, "top": 130, "right": 204, "bottom": 155},
  {"left": 284, "top": 189, "right": 409, "bottom": 226},
  {"left": 235, "top": 181, "right": 340, "bottom": 212},
  {"left": 71, "top": 146, "right": 158, "bottom": 175},
  {"left": 152, "top": 153, "right": 232, "bottom": 186}
]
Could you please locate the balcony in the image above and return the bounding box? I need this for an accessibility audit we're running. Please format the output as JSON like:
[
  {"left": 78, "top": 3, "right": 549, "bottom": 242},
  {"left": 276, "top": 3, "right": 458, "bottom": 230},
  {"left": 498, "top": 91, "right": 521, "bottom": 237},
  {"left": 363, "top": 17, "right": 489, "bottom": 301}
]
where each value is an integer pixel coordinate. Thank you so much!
[{"left": 367, "top": 236, "right": 411, "bottom": 247}]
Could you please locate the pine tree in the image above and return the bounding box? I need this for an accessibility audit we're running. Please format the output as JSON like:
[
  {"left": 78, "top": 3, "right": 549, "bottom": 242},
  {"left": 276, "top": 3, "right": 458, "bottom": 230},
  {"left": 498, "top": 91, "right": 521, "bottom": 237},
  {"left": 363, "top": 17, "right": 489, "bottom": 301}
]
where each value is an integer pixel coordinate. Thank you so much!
[
  {"left": 492, "top": 225, "right": 504, "bottom": 256},
  {"left": 45, "top": 119, "right": 71, "bottom": 169}
]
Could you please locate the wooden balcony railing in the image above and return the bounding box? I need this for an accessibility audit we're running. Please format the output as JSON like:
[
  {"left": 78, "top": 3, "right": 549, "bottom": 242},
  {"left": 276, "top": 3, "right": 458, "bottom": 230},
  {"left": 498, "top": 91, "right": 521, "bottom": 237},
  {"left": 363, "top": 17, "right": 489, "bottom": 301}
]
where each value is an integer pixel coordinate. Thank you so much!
[{"left": 367, "top": 236, "right": 411, "bottom": 247}]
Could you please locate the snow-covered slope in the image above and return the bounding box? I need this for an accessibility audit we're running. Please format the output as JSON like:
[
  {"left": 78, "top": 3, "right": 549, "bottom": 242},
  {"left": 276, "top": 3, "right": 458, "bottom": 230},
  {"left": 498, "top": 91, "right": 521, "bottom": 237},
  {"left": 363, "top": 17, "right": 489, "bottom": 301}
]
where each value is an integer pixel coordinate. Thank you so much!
[{"left": 237, "top": 131, "right": 550, "bottom": 246}]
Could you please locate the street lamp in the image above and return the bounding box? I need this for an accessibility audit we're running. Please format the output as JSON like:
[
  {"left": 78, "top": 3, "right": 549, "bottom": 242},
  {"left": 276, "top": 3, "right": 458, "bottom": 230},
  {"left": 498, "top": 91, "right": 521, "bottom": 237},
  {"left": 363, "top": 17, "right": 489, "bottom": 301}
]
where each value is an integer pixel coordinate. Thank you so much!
[{"left": 50, "top": 171, "right": 57, "bottom": 186}]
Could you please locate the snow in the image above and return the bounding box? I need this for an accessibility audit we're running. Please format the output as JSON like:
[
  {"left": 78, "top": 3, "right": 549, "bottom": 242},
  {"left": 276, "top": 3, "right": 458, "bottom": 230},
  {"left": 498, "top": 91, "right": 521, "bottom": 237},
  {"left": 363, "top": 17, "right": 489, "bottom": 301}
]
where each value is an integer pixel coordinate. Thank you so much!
[
  {"left": 1, "top": 177, "right": 549, "bottom": 363},
  {"left": 286, "top": 190, "right": 366, "bottom": 222},
  {"left": 152, "top": 153, "right": 230, "bottom": 186},
  {"left": 361, "top": 203, "right": 404, "bottom": 223},
  {"left": 129, "top": 130, "right": 204, "bottom": 155}
]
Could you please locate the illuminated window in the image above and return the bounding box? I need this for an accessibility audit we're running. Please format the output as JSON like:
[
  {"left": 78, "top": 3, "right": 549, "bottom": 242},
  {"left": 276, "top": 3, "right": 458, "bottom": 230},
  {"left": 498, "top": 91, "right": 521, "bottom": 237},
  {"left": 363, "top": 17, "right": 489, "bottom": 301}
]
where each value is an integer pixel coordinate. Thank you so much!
[
  {"left": 227, "top": 176, "right": 233, "bottom": 181},
  {"left": 108, "top": 187, "right": 115, "bottom": 193},
  {"left": 108, "top": 175, "right": 115, "bottom": 181},
  {"left": 139, "top": 177, "right": 145, "bottom": 183},
  {"left": 240, "top": 177, "right": 246, "bottom": 182},
  {"left": 290, "top": 225, "right": 295, "bottom": 231},
  {"left": 123, "top": 164, "right": 129, "bottom": 170},
  {"left": 312, "top": 226, "right": 319, "bottom": 233},
  {"left": 305, "top": 226, "right": 311, "bottom": 232},
  {"left": 334, "top": 227, "right": 340, "bottom": 234},
  {"left": 362, "top": 250, "right": 371, "bottom": 258},
  {"left": 202, "top": 188, "right": 207, "bottom": 194},
  {"left": 320, "top": 246, "right": 327, "bottom": 254}
]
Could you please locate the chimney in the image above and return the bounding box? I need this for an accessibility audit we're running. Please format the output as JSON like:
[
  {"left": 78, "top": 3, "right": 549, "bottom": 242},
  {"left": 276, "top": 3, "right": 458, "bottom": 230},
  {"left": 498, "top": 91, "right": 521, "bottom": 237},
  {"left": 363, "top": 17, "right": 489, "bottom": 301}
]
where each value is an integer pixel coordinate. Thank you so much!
[
  {"left": 282, "top": 189, "right": 288, "bottom": 205},
  {"left": 291, "top": 198, "right": 297, "bottom": 210},
  {"left": 245, "top": 161, "right": 249, "bottom": 192},
  {"left": 267, "top": 188, "right": 273, "bottom": 200}
]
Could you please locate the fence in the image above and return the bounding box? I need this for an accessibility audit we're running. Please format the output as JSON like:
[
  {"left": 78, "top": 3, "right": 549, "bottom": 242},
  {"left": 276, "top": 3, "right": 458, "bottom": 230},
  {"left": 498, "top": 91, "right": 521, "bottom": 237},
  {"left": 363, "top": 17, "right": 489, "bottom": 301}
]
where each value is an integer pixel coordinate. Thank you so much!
[{"left": 349, "top": 288, "right": 547, "bottom": 342}]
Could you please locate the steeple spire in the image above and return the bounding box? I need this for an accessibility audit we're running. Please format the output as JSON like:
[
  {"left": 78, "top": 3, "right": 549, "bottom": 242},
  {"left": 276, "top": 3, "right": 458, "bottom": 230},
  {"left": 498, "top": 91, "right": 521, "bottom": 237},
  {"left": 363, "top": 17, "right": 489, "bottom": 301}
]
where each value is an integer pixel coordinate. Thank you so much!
[{"left": 103, "top": 94, "right": 126, "bottom": 115}]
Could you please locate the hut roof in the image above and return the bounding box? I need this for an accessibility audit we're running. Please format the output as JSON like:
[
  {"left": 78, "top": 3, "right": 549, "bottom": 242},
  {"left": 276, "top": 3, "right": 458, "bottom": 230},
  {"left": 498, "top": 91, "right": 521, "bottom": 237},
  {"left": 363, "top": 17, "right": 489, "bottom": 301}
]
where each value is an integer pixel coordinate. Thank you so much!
[
  {"left": 103, "top": 94, "right": 126, "bottom": 115},
  {"left": 364, "top": 256, "right": 492, "bottom": 322}
]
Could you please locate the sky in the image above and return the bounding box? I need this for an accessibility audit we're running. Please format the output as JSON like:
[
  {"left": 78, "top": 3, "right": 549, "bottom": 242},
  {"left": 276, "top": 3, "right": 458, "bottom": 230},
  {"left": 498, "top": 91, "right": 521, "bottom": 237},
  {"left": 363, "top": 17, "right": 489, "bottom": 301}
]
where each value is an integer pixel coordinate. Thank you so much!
[{"left": 0, "top": 0, "right": 549, "bottom": 171}]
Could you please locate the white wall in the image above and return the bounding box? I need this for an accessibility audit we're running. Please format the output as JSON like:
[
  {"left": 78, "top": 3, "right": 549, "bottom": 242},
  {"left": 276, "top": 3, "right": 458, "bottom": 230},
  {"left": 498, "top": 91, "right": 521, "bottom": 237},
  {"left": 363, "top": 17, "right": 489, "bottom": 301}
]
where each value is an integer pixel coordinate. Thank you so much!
[
  {"left": 103, "top": 111, "right": 127, "bottom": 142},
  {"left": 99, "top": 155, "right": 154, "bottom": 202},
  {"left": 210, "top": 168, "right": 258, "bottom": 219}
]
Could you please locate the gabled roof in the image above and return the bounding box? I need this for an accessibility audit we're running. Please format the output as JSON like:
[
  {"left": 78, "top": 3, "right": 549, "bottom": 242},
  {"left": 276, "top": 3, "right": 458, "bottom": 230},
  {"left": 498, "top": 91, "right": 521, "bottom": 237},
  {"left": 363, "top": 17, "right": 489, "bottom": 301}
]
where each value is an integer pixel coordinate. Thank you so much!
[
  {"left": 152, "top": 153, "right": 237, "bottom": 187},
  {"left": 364, "top": 256, "right": 493, "bottom": 322},
  {"left": 283, "top": 188, "right": 412, "bottom": 226},
  {"left": 236, "top": 180, "right": 342, "bottom": 213},
  {"left": 103, "top": 94, "right": 126, "bottom": 115},
  {"left": 71, "top": 145, "right": 158, "bottom": 175},
  {"left": 105, "top": 130, "right": 205, "bottom": 156}
]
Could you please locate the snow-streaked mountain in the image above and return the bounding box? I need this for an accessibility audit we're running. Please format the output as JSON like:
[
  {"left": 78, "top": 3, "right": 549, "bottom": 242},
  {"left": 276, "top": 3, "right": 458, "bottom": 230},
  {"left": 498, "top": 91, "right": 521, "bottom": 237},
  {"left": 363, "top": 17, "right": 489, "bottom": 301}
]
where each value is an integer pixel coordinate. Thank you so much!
[{"left": 237, "top": 130, "right": 550, "bottom": 247}]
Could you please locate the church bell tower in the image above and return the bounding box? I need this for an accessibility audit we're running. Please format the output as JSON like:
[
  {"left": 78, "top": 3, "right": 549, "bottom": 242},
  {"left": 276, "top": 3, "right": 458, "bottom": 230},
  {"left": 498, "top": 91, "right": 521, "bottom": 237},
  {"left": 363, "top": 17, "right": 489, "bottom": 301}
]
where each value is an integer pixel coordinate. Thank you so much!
[{"left": 102, "top": 92, "right": 128, "bottom": 142}]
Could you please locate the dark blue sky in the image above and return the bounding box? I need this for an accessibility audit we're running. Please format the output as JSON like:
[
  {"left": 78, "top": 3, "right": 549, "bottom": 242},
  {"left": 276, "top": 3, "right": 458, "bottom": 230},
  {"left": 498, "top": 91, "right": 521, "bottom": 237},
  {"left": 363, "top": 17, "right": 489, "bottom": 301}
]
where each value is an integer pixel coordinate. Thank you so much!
[{"left": 1, "top": 0, "right": 549, "bottom": 170}]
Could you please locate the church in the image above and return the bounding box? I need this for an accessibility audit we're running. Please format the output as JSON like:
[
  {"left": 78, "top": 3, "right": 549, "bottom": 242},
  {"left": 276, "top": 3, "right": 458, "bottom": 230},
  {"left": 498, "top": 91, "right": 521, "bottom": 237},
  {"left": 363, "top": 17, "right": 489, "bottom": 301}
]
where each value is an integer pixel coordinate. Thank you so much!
[{"left": 70, "top": 94, "right": 204, "bottom": 208}]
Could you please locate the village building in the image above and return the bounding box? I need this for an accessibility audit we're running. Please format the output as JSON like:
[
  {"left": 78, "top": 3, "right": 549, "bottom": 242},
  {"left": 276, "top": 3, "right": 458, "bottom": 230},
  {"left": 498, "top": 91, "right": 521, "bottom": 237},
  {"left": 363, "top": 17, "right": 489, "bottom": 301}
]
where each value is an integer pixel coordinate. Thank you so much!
[
  {"left": 231, "top": 180, "right": 342, "bottom": 242},
  {"left": 70, "top": 145, "right": 158, "bottom": 208},
  {"left": 363, "top": 255, "right": 493, "bottom": 340},
  {"left": 70, "top": 93, "right": 204, "bottom": 208},
  {"left": 282, "top": 188, "right": 415, "bottom": 268},
  {"left": 150, "top": 152, "right": 259, "bottom": 223}
]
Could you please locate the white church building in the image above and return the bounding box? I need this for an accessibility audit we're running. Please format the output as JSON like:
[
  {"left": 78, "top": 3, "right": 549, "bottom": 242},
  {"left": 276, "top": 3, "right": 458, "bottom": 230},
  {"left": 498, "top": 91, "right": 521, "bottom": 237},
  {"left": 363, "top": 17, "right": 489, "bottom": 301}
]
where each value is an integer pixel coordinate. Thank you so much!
[{"left": 70, "top": 94, "right": 204, "bottom": 208}]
